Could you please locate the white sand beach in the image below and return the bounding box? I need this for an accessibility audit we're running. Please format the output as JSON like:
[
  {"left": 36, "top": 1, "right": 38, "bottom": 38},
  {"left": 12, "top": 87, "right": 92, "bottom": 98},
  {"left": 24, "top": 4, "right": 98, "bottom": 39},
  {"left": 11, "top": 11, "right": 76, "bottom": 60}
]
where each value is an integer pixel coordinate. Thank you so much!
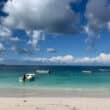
[
  {"left": 0, "top": 97, "right": 110, "bottom": 110},
  {"left": 0, "top": 88, "right": 110, "bottom": 110}
]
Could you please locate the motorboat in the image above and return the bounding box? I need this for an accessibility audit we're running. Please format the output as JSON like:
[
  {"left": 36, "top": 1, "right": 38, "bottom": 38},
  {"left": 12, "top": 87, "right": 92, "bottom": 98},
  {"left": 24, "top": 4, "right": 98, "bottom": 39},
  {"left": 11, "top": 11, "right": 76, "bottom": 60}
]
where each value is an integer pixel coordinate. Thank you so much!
[
  {"left": 19, "top": 73, "right": 36, "bottom": 82},
  {"left": 36, "top": 70, "right": 50, "bottom": 74},
  {"left": 98, "top": 69, "right": 110, "bottom": 72},
  {"left": 82, "top": 70, "right": 92, "bottom": 74}
]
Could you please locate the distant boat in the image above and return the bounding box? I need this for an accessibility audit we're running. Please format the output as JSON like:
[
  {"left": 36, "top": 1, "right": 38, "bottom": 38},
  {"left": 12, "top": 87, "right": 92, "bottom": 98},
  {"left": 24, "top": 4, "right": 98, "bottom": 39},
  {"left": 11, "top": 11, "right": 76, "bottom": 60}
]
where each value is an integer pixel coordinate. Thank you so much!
[
  {"left": 82, "top": 70, "right": 92, "bottom": 74},
  {"left": 98, "top": 69, "right": 110, "bottom": 72},
  {"left": 19, "top": 73, "right": 36, "bottom": 82},
  {"left": 36, "top": 70, "right": 50, "bottom": 74}
]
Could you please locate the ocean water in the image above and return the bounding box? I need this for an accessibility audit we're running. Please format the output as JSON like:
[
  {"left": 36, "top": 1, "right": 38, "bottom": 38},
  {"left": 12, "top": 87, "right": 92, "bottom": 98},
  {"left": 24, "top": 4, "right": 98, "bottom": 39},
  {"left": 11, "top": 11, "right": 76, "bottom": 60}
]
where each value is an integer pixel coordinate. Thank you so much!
[{"left": 0, "top": 65, "right": 110, "bottom": 92}]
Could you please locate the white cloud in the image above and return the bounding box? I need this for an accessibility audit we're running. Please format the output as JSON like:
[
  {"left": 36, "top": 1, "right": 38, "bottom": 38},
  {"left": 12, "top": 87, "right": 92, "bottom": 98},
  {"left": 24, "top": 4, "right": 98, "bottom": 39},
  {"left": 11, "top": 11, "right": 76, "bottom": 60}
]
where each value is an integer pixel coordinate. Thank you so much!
[
  {"left": 84, "top": 0, "right": 110, "bottom": 49},
  {"left": 94, "top": 53, "right": 110, "bottom": 63},
  {"left": 24, "top": 53, "right": 110, "bottom": 65},
  {"left": 2, "top": 0, "right": 80, "bottom": 34},
  {"left": 85, "top": 32, "right": 100, "bottom": 50},
  {"left": 49, "top": 55, "right": 74, "bottom": 63},
  {"left": 0, "top": 25, "right": 19, "bottom": 46},
  {"left": 75, "top": 53, "right": 110, "bottom": 65},
  {"left": 25, "top": 55, "right": 74, "bottom": 64},
  {"left": 1, "top": 0, "right": 81, "bottom": 51},
  {"left": 107, "top": 22, "right": 110, "bottom": 31},
  {"left": 85, "top": 0, "right": 110, "bottom": 33},
  {"left": 0, "top": 25, "right": 12, "bottom": 41},
  {"left": 10, "top": 36, "right": 19, "bottom": 42},
  {"left": 10, "top": 45, "right": 34, "bottom": 55},
  {"left": 0, "top": 43, "right": 5, "bottom": 52},
  {"left": 35, "top": 48, "right": 41, "bottom": 52},
  {"left": 0, "top": 58, "right": 4, "bottom": 61},
  {"left": 0, "top": 0, "right": 109, "bottom": 55},
  {"left": 47, "top": 48, "right": 56, "bottom": 53},
  {"left": 10, "top": 46, "right": 16, "bottom": 51},
  {"left": 27, "top": 30, "right": 41, "bottom": 48},
  {"left": 32, "top": 31, "right": 41, "bottom": 48}
]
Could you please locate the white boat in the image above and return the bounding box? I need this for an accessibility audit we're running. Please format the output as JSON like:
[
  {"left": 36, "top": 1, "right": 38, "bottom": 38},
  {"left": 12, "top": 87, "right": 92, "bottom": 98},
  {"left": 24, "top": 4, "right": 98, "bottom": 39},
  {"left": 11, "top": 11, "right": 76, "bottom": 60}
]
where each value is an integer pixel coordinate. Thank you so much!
[
  {"left": 25, "top": 73, "right": 36, "bottom": 80},
  {"left": 36, "top": 70, "right": 49, "bottom": 74},
  {"left": 82, "top": 70, "right": 92, "bottom": 74},
  {"left": 98, "top": 69, "right": 110, "bottom": 72},
  {"left": 19, "top": 73, "right": 36, "bottom": 82}
]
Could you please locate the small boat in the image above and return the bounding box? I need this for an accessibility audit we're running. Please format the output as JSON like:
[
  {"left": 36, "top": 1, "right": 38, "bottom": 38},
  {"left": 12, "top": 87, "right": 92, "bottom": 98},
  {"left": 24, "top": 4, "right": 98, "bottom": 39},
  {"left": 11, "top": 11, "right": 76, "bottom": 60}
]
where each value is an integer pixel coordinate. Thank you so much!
[
  {"left": 98, "top": 69, "right": 110, "bottom": 72},
  {"left": 82, "top": 70, "right": 92, "bottom": 74},
  {"left": 19, "top": 73, "right": 36, "bottom": 82},
  {"left": 36, "top": 70, "right": 49, "bottom": 74}
]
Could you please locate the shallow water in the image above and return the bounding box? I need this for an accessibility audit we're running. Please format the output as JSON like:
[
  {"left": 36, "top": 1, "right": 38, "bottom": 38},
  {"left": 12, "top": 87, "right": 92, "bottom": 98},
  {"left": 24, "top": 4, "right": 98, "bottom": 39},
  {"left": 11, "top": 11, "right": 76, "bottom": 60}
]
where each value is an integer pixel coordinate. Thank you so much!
[{"left": 0, "top": 65, "right": 110, "bottom": 92}]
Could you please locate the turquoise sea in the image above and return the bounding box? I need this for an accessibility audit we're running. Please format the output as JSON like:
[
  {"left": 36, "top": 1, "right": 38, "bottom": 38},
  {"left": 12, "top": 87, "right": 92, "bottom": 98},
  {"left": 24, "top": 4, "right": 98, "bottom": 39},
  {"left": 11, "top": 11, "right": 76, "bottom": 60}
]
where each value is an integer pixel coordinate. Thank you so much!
[{"left": 0, "top": 65, "right": 110, "bottom": 92}]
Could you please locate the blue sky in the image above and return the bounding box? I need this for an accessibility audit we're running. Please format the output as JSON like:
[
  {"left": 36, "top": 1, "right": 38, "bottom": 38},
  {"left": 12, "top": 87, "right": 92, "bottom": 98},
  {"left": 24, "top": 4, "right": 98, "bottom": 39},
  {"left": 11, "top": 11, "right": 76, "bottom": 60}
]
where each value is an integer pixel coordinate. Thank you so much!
[{"left": 0, "top": 0, "right": 110, "bottom": 65}]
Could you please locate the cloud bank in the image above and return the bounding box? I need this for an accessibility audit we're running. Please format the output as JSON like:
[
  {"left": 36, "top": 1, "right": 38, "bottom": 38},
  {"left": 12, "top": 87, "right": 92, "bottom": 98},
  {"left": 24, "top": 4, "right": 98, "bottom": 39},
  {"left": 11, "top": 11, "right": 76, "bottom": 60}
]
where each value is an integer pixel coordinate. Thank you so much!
[
  {"left": 86, "top": 0, "right": 110, "bottom": 33},
  {"left": 0, "top": 0, "right": 110, "bottom": 64},
  {"left": 1, "top": 0, "right": 110, "bottom": 37},
  {"left": 1, "top": 0, "right": 82, "bottom": 49},
  {"left": 2, "top": 0, "right": 80, "bottom": 34},
  {"left": 23, "top": 53, "right": 110, "bottom": 65},
  {"left": 84, "top": 0, "right": 110, "bottom": 49}
]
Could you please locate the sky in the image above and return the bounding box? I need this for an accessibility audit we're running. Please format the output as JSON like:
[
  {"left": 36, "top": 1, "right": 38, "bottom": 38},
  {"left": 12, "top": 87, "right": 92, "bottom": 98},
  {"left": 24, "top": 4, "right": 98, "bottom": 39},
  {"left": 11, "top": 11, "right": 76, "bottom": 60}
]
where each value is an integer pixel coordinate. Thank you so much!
[{"left": 0, "top": 0, "right": 110, "bottom": 65}]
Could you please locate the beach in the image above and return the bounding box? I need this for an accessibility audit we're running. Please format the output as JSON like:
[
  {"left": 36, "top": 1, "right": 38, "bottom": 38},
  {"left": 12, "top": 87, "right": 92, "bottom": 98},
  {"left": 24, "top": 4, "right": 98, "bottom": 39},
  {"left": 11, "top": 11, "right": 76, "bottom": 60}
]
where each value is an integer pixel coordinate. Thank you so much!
[
  {"left": 0, "top": 0, "right": 110, "bottom": 109},
  {"left": 0, "top": 97, "right": 110, "bottom": 110},
  {"left": 0, "top": 88, "right": 110, "bottom": 110},
  {"left": 0, "top": 66, "right": 110, "bottom": 110}
]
